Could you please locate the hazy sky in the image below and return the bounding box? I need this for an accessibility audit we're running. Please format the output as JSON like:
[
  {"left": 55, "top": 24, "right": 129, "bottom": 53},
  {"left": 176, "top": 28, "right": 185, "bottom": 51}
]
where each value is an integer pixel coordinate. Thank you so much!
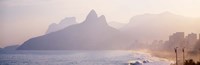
[{"left": 1, "top": 0, "right": 200, "bottom": 47}]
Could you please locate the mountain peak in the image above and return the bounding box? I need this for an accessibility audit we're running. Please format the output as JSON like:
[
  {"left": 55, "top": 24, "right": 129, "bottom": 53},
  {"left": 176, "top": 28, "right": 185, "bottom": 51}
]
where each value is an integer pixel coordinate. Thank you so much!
[
  {"left": 85, "top": 9, "right": 98, "bottom": 22},
  {"left": 90, "top": 9, "right": 96, "bottom": 14},
  {"left": 98, "top": 15, "right": 107, "bottom": 25}
]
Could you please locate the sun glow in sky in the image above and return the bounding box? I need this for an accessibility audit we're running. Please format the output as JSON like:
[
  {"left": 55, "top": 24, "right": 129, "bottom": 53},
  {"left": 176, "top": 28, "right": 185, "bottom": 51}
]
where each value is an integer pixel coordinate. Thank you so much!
[{"left": 0, "top": 0, "right": 200, "bottom": 47}]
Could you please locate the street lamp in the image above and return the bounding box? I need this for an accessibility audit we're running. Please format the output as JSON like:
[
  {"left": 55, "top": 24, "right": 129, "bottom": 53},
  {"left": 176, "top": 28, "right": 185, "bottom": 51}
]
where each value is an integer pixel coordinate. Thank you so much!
[
  {"left": 175, "top": 47, "right": 178, "bottom": 65},
  {"left": 182, "top": 47, "right": 185, "bottom": 64},
  {"left": 199, "top": 48, "right": 200, "bottom": 61}
]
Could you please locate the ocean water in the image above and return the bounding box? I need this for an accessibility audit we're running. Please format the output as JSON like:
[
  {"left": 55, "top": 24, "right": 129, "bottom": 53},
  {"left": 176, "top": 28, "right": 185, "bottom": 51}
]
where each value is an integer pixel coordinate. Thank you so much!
[{"left": 0, "top": 50, "right": 172, "bottom": 65}]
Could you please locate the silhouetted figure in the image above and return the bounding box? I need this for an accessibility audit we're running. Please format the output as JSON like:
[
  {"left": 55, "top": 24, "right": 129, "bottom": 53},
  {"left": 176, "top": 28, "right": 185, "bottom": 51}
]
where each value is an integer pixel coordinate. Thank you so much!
[
  {"left": 196, "top": 61, "right": 200, "bottom": 65},
  {"left": 184, "top": 59, "right": 196, "bottom": 65}
]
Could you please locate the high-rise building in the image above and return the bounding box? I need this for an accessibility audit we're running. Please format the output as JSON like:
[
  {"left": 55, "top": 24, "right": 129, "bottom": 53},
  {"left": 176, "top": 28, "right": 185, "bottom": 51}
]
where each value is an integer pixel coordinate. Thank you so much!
[
  {"left": 199, "top": 34, "right": 200, "bottom": 40},
  {"left": 168, "top": 32, "right": 185, "bottom": 48},
  {"left": 185, "top": 33, "right": 197, "bottom": 48},
  {"left": 165, "top": 32, "right": 200, "bottom": 51}
]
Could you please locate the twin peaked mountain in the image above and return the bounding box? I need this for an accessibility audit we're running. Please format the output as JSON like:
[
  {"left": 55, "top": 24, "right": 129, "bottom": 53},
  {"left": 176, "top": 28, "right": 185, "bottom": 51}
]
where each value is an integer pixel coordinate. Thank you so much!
[
  {"left": 17, "top": 10, "right": 128, "bottom": 50},
  {"left": 17, "top": 10, "right": 200, "bottom": 50}
]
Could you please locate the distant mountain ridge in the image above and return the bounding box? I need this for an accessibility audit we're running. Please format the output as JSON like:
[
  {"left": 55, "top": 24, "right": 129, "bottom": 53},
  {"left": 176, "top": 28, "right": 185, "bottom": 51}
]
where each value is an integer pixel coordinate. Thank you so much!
[
  {"left": 121, "top": 12, "right": 200, "bottom": 41},
  {"left": 17, "top": 10, "right": 128, "bottom": 50},
  {"left": 108, "top": 22, "right": 126, "bottom": 29},
  {"left": 46, "top": 17, "right": 77, "bottom": 34}
]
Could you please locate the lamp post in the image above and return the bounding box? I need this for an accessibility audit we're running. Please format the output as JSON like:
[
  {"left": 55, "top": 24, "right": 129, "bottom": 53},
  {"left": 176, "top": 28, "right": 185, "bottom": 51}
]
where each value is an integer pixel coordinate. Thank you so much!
[
  {"left": 182, "top": 47, "right": 185, "bottom": 64},
  {"left": 199, "top": 48, "right": 200, "bottom": 61},
  {"left": 175, "top": 47, "right": 178, "bottom": 65}
]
